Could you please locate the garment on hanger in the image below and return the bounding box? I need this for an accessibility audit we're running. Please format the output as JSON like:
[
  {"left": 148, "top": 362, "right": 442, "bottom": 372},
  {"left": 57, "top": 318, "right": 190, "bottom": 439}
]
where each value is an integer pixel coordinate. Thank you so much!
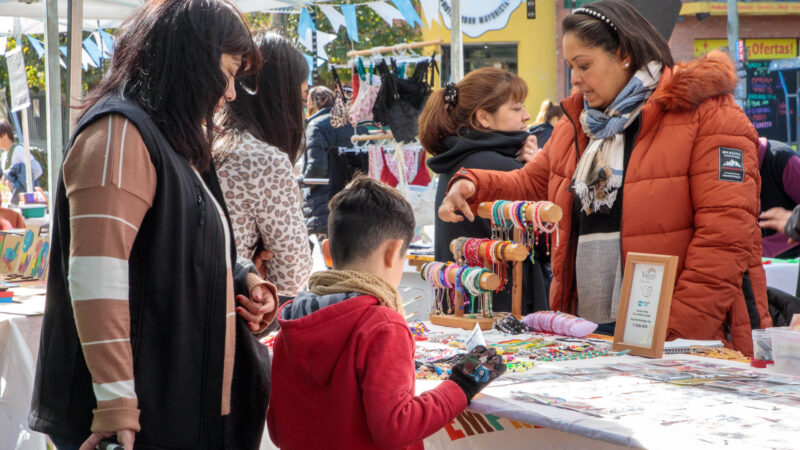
[
  {"left": 351, "top": 68, "right": 360, "bottom": 103},
  {"left": 371, "top": 58, "right": 435, "bottom": 142},
  {"left": 379, "top": 145, "right": 430, "bottom": 188},
  {"left": 349, "top": 77, "right": 382, "bottom": 125}
]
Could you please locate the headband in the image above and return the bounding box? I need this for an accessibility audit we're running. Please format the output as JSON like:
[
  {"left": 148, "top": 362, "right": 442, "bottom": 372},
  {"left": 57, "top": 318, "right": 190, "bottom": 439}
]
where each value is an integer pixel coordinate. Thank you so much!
[{"left": 572, "top": 7, "right": 617, "bottom": 32}]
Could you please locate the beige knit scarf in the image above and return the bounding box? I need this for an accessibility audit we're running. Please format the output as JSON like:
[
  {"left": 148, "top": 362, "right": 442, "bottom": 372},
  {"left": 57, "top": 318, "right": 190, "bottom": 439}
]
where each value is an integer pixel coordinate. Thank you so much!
[{"left": 309, "top": 270, "right": 405, "bottom": 317}]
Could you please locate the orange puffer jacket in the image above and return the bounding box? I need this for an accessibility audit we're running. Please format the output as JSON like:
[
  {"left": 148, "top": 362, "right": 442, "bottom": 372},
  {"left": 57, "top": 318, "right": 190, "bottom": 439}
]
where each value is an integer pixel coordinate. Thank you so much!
[{"left": 454, "top": 51, "right": 771, "bottom": 355}]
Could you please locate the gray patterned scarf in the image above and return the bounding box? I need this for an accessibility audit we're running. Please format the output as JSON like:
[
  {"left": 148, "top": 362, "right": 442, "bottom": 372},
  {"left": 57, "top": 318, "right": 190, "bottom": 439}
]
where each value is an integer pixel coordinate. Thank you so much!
[{"left": 570, "top": 61, "right": 662, "bottom": 214}]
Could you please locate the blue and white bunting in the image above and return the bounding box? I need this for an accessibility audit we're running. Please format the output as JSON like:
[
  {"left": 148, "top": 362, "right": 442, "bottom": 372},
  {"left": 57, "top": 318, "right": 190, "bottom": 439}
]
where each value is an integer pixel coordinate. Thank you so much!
[
  {"left": 368, "top": 2, "right": 405, "bottom": 27},
  {"left": 419, "top": 0, "right": 440, "bottom": 27},
  {"left": 25, "top": 35, "right": 45, "bottom": 58},
  {"left": 341, "top": 4, "right": 359, "bottom": 43},
  {"left": 392, "top": 0, "right": 424, "bottom": 28},
  {"left": 319, "top": 5, "right": 345, "bottom": 33},
  {"left": 83, "top": 36, "right": 102, "bottom": 67}
]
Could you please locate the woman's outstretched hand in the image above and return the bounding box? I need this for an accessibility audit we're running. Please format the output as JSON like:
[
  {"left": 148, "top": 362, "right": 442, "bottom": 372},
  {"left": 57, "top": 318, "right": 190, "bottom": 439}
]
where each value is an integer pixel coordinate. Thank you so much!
[{"left": 438, "top": 179, "right": 477, "bottom": 223}]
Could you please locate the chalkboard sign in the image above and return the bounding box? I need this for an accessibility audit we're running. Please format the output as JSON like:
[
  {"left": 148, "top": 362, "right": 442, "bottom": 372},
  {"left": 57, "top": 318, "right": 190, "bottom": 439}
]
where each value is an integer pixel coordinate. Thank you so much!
[{"left": 745, "top": 60, "right": 795, "bottom": 142}]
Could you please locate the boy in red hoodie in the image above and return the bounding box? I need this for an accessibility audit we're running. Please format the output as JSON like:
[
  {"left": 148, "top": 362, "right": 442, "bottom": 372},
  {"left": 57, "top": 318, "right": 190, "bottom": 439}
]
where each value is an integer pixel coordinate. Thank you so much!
[{"left": 267, "top": 175, "right": 506, "bottom": 449}]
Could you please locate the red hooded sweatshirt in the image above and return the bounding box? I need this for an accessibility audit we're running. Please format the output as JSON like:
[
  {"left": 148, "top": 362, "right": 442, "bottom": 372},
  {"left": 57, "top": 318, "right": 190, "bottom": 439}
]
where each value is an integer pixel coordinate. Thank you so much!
[{"left": 267, "top": 292, "right": 468, "bottom": 449}]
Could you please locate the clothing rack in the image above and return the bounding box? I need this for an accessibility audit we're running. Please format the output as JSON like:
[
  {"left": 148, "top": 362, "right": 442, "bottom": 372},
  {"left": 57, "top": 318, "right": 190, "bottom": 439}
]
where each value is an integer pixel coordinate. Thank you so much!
[
  {"left": 351, "top": 132, "right": 395, "bottom": 142},
  {"left": 346, "top": 39, "right": 444, "bottom": 58}
]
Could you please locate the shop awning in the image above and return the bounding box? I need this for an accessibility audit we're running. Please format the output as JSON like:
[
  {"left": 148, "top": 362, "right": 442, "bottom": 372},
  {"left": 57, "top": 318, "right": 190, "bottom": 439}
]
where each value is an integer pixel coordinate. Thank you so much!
[{"left": 680, "top": 1, "right": 800, "bottom": 16}]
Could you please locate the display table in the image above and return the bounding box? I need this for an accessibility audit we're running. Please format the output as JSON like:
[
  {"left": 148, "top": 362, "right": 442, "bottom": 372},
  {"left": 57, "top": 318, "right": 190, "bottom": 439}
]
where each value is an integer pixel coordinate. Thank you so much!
[
  {"left": 0, "top": 285, "right": 47, "bottom": 450},
  {"left": 416, "top": 324, "right": 800, "bottom": 450}
]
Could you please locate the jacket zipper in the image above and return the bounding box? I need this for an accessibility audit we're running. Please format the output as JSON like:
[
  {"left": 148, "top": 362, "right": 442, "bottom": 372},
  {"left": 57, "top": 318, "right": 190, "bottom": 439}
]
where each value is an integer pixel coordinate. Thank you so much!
[
  {"left": 559, "top": 101, "right": 582, "bottom": 311},
  {"left": 198, "top": 189, "right": 223, "bottom": 447},
  {"left": 619, "top": 116, "right": 643, "bottom": 271}
]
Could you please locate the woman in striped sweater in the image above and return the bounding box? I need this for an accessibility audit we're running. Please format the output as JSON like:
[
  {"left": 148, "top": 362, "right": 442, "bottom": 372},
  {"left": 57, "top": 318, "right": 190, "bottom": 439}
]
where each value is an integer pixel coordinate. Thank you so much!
[{"left": 30, "top": 1, "right": 277, "bottom": 449}]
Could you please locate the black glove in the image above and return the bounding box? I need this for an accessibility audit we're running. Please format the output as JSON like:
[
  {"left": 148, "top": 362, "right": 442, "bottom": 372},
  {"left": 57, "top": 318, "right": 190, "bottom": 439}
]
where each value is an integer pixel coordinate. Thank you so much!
[{"left": 448, "top": 345, "right": 506, "bottom": 403}]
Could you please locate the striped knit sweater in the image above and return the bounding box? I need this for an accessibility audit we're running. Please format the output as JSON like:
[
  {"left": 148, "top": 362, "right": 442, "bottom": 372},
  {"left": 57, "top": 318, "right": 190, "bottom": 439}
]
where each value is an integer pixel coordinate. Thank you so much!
[{"left": 64, "top": 114, "right": 237, "bottom": 433}]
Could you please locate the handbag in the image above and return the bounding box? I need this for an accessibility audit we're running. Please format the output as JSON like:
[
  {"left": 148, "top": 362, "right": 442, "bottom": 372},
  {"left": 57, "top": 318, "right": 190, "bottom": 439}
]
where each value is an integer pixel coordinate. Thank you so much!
[{"left": 330, "top": 67, "right": 353, "bottom": 128}]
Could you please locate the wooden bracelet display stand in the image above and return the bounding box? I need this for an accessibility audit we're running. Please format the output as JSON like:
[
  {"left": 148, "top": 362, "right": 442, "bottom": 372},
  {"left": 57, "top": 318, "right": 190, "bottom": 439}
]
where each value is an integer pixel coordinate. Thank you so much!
[
  {"left": 476, "top": 201, "right": 563, "bottom": 320},
  {"left": 427, "top": 201, "right": 562, "bottom": 331},
  {"left": 428, "top": 266, "right": 501, "bottom": 330}
]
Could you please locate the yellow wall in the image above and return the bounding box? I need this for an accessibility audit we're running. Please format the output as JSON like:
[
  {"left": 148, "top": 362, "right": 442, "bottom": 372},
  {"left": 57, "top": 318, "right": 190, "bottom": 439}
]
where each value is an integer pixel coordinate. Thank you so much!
[{"left": 420, "top": 2, "right": 557, "bottom": 123}]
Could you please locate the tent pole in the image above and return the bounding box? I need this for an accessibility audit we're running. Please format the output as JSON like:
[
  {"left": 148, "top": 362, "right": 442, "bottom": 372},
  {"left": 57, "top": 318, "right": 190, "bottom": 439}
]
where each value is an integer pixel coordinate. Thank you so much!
[
  {"left": 67, "top": 0, "right": 83, "bottom": 133},
  {"left": 450, "top": 0, "right": 463, "bottom": 82},
  {"left": 44, "top": 0, "right": 63, "bottom": 213}
]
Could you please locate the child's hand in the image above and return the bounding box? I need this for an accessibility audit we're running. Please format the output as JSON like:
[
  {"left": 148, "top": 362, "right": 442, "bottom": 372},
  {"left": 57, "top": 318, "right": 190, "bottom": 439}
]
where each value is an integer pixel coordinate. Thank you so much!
[{"left": 447, "top": 345, "right": 506, "bottom": 403}]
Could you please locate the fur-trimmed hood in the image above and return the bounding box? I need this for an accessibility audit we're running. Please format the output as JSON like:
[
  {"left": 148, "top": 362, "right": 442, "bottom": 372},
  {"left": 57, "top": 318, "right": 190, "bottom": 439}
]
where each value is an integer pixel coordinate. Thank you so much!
[{"left": 653, "top": 50, "right": 738, "bottom": 112}]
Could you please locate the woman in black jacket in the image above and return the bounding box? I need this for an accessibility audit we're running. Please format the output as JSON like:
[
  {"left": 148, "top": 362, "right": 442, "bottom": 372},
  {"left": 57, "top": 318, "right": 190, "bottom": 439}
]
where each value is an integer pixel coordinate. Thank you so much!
[
  {"left": 419, "top": 67, "right": 549, "bottom": 314},
  {"left": 301, "top": 87, "right": 366, "bottom": 238},
  {"left": 30, "top": 2, "right": 275, "bottom": 449}
]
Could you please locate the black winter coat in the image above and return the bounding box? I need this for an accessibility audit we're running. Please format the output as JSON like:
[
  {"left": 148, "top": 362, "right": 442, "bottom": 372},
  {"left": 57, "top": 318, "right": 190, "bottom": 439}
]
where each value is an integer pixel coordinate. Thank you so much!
[
  {"left": 302, "top": 107, "right": 360, "bottom": 234},
  {"left": 427, "top": 129, "right": 550, "bottom": 314}
]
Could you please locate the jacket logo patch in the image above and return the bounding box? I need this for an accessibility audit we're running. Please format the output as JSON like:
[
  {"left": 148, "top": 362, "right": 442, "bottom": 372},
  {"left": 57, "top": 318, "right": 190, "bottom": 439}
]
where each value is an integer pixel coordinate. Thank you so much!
[{"left": 718, "top": 147, "right": 744, "bottom": 183}]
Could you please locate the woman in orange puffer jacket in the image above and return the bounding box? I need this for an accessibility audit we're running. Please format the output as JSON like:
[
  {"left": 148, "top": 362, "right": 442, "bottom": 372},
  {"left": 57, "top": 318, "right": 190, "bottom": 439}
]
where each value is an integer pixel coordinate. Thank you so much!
[{"left": 438, "top": 0, "right": 771, "bottom": 355}]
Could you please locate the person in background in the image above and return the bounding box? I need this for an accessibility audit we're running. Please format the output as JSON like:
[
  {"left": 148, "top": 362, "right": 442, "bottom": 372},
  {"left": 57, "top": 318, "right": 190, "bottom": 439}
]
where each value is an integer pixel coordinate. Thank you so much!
[
  {"left": 267, "top": 175, "right": 506, "bottom": 449},
  {"left": 757, "top": 138, "right": 800, "bottom": 258},
  {"left": 529, "top": 99, "right": 564, "bottom": 147},
  {"left": 29, "top": 1, "right": 277, "bottom": 449},
  {"left": 0, "top": 119, "right": 43, "bottom": 206},
  {"left": 216, "top": 31, "right": 313, "bottom": 302},
  {"left": 302, "top": 86, "right": 362, "bottom": 239},
  {"left": 418, "top": 67, "right": 549, "bottom": 314},
  {"left": 438, "top": 0, "right": 770, "bottom": 355}
]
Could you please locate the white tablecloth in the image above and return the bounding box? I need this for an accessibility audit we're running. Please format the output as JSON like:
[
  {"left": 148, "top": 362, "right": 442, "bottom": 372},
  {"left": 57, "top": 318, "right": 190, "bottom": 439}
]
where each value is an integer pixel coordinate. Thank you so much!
[
  {"left": 415, "top": 324, "right": 800, "bottom": 449},
  {"left": 0, "top": 313, "right": 46, "bottom": 450}
]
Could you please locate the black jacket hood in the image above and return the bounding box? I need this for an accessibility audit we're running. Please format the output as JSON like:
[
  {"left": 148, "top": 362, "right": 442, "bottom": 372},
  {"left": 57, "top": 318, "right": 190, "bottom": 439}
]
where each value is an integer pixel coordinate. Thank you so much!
[{"left": 426, "top": 128, "right": 529, "bottom": 174}]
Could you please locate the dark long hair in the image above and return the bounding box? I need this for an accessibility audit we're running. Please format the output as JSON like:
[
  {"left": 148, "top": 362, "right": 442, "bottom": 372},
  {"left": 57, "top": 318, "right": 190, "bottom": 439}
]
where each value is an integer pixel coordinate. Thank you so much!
[
  {"left": 81, "top": 0, "right": 260, "bottom": 171},
  {"left": 563, "top": 0, "right": 674, "bottom": 75},
  {"left": 418, "top": 67, "right": 527, "bottom": 156},
  {"left": 219, "top": 32, "right": 309, "bottom": 164}
]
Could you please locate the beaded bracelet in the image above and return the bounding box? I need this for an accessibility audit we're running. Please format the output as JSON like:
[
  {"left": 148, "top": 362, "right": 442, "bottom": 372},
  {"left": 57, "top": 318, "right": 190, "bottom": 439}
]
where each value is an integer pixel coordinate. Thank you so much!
[
  {"left": 454, "top": 265, "right": 469, "bottom": 295},
  {"left": 464, "top": 238, "right": 486, "bottom": 266}
]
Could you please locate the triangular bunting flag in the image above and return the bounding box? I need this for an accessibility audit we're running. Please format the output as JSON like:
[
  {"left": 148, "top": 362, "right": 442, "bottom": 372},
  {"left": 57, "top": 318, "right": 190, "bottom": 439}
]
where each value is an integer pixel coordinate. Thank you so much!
[
  {"left": 315, "top": 30, "right": 338, "bottom": 65},
  {"left": 419, "top": 0, "right": 440, "bottom": 27},
  {"left": 392, "top": 0, "right": 424, "bottom": 28},
  {"left": 83, "top": 36, "right": 102, "bottom": 67},
  {"left": 298, "top": 28, "right": 314, "bottom": 53},
  {"left": 298, "top": 7, "right": 316, "bottom": 40},
  {"left": 82, "top": 48, "right": 98, "bottom": 70},
  {"left": 25, "top": 35, "right": 45, "bottom": 58},
  {"left": 319, "top": 5, "right": 345, "bottom": 33},
  {"left": 98, "top": 29, "right": 115, "bottom": 56},
  {"left": 341, "top": 4, "right": 359, "bottom": 43},
  {"left": 368, "top": 2, "right": 405, "bottom": 27}
]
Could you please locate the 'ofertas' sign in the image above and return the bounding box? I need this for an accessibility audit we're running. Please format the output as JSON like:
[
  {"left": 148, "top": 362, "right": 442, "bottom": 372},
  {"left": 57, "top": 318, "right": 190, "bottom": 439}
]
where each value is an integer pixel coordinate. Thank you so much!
[{"left": 439, "top": 0, "right": 523, "bottom": 38}]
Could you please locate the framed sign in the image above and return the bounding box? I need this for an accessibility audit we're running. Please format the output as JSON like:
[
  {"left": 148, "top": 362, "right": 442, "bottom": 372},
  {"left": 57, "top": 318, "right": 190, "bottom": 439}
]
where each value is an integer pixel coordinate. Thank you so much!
[{"left": 612, "top": 253, "right": 679, "bottom": 358}]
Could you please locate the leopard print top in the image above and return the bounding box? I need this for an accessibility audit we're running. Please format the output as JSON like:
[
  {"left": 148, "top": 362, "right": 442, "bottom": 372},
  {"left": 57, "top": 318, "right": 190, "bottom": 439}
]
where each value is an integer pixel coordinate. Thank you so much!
[{"left": 216, "top": 131, "right": 312, "bottom": 297}]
